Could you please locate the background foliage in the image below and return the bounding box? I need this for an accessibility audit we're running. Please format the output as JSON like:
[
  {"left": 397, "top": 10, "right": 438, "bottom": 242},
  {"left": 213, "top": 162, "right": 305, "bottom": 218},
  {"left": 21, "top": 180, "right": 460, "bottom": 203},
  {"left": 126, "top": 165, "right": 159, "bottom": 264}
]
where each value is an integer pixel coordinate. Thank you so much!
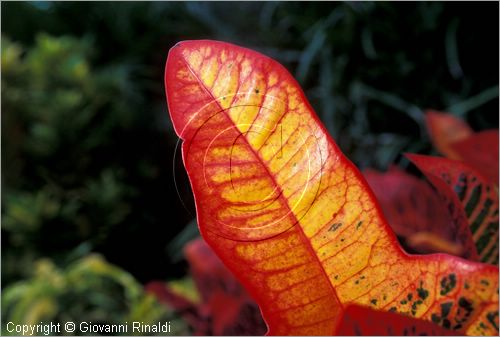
[{"left": 2, "top": 2, "right": 498, "bottom": 335}]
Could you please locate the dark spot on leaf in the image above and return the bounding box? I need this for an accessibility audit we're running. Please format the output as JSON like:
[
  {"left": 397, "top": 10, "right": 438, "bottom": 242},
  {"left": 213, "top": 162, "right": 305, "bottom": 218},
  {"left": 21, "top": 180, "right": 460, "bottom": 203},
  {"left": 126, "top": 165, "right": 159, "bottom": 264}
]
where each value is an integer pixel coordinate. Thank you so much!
[
  {"left": 443, "top": 319, "right": 451, "bottom": 329},
  {"left": 440, "top": 274, "right": 457, "bottom": 295},
  {"left": 329, "top": 222, "right": 342, "bottom": 232},
  {"left": 431, "top": 314, "right": 441, "bottom": 324},
  {"left": 389, "top": 307, "right": 397, "bottom": 312},
  {"left": 486, "top": 311, "right": 499, "bottom": 330},
  {"left": 440, "top": 302, "right": 453, "bottom": 318},
  {"left": 411, "top": 300, "right": 423, "bottom": 316},
  {"left": 370, "top": 299, "right": 377, "bottom": 305},
  {"left": 458, "top": 297, "right": 472, "bottom": 310},
  {"left": 407, "top": 293, "right": 413, "bottom": 301},
  {"left": 356, "top": 221, "right": 363, "bottom": 229},
  {"left": 254, "top": 88, "right": 259, "bottom": 94},
  {"left": 417, "top": 283, "right": 429, "bottom": 300},
  {"left": 418, "top": 290, "right": 429, "bottom": 300},
  {"left": 400, "top": 299, "right": 407, "bottom": 305}
]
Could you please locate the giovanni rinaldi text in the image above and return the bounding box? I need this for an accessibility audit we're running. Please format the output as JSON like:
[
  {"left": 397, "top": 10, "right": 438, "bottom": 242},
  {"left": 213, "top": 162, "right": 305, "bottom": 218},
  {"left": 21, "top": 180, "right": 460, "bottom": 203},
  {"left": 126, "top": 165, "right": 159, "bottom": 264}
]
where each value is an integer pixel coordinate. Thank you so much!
[{"left": 6, "top": 321, "right": 172, "bottom": 335}]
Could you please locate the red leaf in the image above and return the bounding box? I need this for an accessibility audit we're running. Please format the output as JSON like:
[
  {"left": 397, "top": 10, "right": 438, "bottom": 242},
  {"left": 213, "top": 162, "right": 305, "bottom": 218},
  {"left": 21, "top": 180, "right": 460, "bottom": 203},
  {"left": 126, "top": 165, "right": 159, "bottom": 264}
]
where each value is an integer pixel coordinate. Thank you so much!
[
  {"left": 451, "top": 130, "right": 499, "bottom": 186},
  {"left": 335, "top": 304, "right": 457, "bottom": 335},
  {"left": 184, "top": 238, "right": 241, "bottom": 303},
  {"left": 425, "top": 110, "right": 473, "bottom": 159},
  {"left": 364, "top": 166, "right": 463, "bottom": 256},
  {"left": 407, "top": 154, "right": 499, "bottom": 264},
  {"left": 425, "top": 111, "right": 498, "bottom": 186},
  {"left": 149, "top": 238, "right": 267, "bottom": 335},
  {"left": 145, "top": 281, "right": 202, "bottom": 330},
  {"left": 185, "top": 239, "right": 267, "bottom": 335}
]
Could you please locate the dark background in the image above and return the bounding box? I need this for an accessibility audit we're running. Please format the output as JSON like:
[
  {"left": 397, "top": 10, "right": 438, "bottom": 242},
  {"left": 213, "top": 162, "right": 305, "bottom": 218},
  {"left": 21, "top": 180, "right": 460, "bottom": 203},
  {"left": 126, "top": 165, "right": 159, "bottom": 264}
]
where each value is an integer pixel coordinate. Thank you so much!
[{"left": 2, "top": 1, "right": 498, "bottom": 334}]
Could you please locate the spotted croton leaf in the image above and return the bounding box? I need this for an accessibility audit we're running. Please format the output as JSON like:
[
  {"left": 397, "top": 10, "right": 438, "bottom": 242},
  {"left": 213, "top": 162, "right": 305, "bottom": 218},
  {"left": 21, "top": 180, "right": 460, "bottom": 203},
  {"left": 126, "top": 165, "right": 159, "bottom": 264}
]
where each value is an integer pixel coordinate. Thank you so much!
[
  {"left": 364, "top": 166, "right": 465, "bottom": 256},
  {"left": 165, "top": 40, "right": 499, "bottom": 335},
  {"left": 335, "top": 304, "right": 456, "bottom": 335},
  {"left": 425, "top": 110, "right": 473, "bottom": 160},
  {"left": 407, "top": 154, "right": 499, "bottom": 265}
]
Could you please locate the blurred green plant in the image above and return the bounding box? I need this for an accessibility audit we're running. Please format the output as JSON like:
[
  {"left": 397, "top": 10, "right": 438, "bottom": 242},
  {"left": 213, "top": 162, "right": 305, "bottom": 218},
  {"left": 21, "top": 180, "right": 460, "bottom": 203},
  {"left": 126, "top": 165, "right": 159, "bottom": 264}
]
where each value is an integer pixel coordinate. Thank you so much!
[
  {"left": 1, "top": 254, "right": 189, "bottom": 336},
  {"left": 2, "top": 34, "right": 138, "bottom": 284}
]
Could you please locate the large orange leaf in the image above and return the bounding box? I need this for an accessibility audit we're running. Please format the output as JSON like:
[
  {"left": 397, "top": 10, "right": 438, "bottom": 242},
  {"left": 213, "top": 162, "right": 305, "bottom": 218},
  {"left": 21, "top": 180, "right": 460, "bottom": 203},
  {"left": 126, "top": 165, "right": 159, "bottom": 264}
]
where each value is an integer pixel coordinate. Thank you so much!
[
  {"left": 407, "top": 154, "right": 499, "bottom": 265},
  {"left": 165, "top": 40, "right": 498, "bottom": 335}
]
